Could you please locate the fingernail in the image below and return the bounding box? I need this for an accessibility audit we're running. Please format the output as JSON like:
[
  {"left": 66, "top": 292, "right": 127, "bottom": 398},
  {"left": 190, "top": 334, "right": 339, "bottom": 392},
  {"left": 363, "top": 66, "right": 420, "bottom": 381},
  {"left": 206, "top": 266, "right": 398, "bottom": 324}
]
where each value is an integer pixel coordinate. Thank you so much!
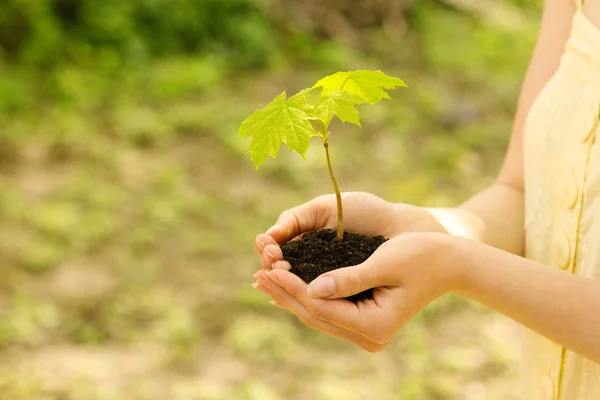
[
  {"left": 255, "top": 272, "right": 267, "bottom": 284},
  {"left": 273, "top": 261, "right": 291, "bottom": 270},
  {"left": 253, "top": 282, "right": 270, "bottom": 295},
  {"left": 269, "top": 300, "right": 285, "bottom": 309},
  {"left": 307, "top": 276, "right": 335, "bottom": 298},
  {"left": 265, "top": 270, "right": 280, "bottom": 285},
  {"left": 264, "top": 246, "right": 275, "bottom": 258},
  {"left": 253, "top": 273, "right": 260, "bottom": 280},
  {"left": 256, "top": 238, "right": 266, "bottom": 249}
]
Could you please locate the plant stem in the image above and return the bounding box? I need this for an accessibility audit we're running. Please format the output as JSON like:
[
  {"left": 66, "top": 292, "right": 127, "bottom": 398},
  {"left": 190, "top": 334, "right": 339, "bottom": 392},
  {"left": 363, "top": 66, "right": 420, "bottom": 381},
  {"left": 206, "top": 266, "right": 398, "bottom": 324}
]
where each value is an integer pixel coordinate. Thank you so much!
[{"left": 323, "top": 137, "right": 344, "bottom": 241}]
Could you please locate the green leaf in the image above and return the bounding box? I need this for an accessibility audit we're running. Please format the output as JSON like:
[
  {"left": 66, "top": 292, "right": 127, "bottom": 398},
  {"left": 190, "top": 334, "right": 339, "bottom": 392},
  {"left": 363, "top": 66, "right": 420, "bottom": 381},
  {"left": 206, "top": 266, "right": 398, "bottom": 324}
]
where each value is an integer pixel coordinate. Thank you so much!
[
  {"left": 287, "top": 88, "right": 317, "bottom": 114},
  {"left": 238, "top": 91, "right": 318, "bottom": 169},
  {"left": 238, "top": 70, "right": 407, "bottom": 170},
  {"left": 314, "top": 91, "right": 363, "bottom": 128},
  {"left": 313, "top": 70, "right": 407, "bottom": 104}
]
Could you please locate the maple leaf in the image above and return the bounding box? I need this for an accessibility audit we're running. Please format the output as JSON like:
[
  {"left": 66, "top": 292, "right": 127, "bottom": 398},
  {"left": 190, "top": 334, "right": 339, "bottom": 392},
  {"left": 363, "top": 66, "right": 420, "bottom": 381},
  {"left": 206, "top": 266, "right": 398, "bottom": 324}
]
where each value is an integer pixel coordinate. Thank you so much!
[
  {"left": 313, "top": 70, "right": 406, "bottom": 104},
  {"left": 238, "top": 91, "right": 318, "bottom": 169},
  {"left": 287, "top": 87, "right": 318, "bottom": 114},
  {"left": 314, "top": 91, "right": 363, "bottom": 128}
]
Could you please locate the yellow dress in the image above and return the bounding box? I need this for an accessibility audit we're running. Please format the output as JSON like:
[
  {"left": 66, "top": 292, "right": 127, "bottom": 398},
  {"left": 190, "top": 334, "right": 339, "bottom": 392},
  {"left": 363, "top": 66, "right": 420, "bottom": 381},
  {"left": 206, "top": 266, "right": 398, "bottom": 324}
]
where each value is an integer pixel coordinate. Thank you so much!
[{"left": 523, "top": 0, "right": 600, "bottom": 398}]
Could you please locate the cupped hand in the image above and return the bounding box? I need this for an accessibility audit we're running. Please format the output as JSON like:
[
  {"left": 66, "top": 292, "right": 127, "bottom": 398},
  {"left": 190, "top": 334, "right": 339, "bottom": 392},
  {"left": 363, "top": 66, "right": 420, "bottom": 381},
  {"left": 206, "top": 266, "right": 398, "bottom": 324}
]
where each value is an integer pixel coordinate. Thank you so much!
[
  {"left": 254, "top": 232, "right": 463, "bottom": 352},
  {"left": 254, "top": 192, "right": 440, "bottom": 271}
]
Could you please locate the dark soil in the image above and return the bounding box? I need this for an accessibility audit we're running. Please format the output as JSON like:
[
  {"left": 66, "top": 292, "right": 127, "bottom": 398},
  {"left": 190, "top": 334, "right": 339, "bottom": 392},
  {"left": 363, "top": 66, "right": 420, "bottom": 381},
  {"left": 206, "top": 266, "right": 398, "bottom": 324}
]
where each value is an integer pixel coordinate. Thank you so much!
[{"left": 280, "top": 229, "right": 387, "bottom": 303}]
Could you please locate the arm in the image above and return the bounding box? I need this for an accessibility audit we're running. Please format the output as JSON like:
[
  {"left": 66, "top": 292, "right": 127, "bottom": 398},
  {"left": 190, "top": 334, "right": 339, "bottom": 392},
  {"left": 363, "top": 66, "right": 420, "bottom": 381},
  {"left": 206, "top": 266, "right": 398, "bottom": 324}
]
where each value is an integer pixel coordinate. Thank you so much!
[
  {"left": 257, "top": 231, "right": 600, "bottom": 360},
  {"left": 454, "top": 237, "right": 600, "bottom": 363},
  {"left": 424, "top": 0, "right": 576, "bottom": 256}
]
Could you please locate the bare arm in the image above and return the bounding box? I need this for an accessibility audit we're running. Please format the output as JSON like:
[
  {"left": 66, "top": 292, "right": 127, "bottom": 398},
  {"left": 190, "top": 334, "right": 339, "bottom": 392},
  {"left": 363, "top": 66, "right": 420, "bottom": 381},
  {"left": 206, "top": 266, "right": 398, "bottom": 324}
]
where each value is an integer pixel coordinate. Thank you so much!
[
  {"left": 426, "top": 0, "right": 575, "bottom": 255},
  {"left": 257, "top": 229, "right": 600, "bottom": 360},
  {"left": 454, "top": 236, "right": 600, "bottom": 362}
]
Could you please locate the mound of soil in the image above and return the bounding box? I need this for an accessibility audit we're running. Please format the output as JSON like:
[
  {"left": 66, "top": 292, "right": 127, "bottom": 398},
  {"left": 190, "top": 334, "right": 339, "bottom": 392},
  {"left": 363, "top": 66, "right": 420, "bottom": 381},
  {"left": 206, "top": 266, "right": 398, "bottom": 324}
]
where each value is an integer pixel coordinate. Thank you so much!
[{"left": 280, "top": 229, "right": 387, "bottom": 303}]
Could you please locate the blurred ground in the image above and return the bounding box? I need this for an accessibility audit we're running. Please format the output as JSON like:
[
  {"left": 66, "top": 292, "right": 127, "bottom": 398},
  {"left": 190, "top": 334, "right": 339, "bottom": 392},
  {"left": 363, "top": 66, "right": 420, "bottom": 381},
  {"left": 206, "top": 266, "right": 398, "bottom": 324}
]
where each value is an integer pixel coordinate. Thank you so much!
[{"left": 0, "top": 1, "right": 541, "bottom": 399}]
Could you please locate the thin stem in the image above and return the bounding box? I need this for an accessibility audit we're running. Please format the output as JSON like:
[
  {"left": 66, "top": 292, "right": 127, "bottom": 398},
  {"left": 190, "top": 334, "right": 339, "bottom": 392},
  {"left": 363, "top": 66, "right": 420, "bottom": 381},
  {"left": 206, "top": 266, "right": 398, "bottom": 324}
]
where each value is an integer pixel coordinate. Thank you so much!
[{"left": 323, "top": 137, "right": 344, "bottom": 241}]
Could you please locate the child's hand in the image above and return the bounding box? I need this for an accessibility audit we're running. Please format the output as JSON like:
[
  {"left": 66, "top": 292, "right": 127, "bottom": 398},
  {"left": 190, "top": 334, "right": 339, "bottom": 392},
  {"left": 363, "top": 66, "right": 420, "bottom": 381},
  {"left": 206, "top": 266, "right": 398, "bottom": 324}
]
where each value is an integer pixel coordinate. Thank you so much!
[{"left": 254, "top": 232, "right": 462, "bottom": 351}]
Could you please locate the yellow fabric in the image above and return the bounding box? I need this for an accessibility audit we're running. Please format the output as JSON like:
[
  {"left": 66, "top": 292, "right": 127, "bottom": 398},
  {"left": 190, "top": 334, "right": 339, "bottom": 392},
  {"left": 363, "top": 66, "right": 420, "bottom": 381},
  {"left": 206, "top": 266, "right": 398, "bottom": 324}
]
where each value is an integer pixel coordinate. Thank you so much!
[{"left": 523, "top": 4, "right": 600, "bottom": 399}]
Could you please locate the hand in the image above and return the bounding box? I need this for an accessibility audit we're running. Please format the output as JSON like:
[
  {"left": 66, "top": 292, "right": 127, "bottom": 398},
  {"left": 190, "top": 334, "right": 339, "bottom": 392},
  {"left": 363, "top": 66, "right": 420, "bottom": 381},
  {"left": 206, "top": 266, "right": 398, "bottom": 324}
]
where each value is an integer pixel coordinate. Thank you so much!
[
  {"left": 254, "top": 192, "right": 444, "bottom": 275},
  {"left": 254, "top": 232, "right": 463, "bottom": 352}
]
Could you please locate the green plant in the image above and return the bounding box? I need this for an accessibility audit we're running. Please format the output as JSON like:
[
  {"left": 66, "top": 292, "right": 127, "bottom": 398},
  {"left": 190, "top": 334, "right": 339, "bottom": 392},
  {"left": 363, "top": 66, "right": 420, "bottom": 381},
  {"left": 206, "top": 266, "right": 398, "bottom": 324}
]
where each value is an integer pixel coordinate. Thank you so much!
[{"left": 238, "top": 70, "right": 406, "bottom": 240}]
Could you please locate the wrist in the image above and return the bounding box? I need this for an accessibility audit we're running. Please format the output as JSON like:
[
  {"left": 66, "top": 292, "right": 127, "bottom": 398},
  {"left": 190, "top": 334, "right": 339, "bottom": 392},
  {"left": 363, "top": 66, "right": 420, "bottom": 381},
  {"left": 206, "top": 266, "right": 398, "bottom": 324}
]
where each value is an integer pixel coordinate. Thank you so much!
[
  {"left": 425, "top": 207, "right": 485, "bottom": 241},
  {"left": 394, "top": 203, "right": 448, "bottom": 234},
  {"left": 431, "top": 233, "right": 468, "bottom": 294}
]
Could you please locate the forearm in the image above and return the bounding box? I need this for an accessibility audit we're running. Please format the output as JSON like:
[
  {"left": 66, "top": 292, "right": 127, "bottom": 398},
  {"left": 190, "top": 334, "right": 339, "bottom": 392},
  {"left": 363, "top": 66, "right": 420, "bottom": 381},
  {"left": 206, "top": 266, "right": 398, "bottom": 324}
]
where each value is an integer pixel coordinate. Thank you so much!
[
  {"left": 424, "top": 183, "right": 524, "bottom": 255},
  {"left": 422, "top": 0, "right": 577, "bottom": 256},
  {"left": 452, "top": 237, "right": 600, "bottom": 363}
]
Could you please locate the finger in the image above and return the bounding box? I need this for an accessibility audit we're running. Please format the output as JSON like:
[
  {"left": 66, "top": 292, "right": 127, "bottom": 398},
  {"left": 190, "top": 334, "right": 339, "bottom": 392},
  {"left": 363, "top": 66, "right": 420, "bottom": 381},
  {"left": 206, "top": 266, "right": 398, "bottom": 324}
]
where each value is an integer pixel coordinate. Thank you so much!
[
  {"left": 269, "top": 299, "right": 286, "bottom": 309},
  {"left": 251, "top": 281, "right": 271, "bottom": 295},
  {"left": 272, "top": 260, "right": 291, "bottom": 270},
  {"left": 306, "top": 266, "right": 380, "bottom": 300},
  {"left": 307, "top": 245, "right": 396, "bottom": 299},
  {"left": 256, "top": 271, "right": 386, "bottom": 352},
  {"left": 263, "top": 269, "right": 377, "bottom": 337},
  {"left": 265, "top": 196, "right": 334, "bottom": 244},
  {"left": 259, "top": 246, "right": 280, "bottom": 270},
  {"left": 260, "top": 250, "right": 270, "bottom": 270},
  {"left": 262, "top": 244, "right": 283, "bottom": 269},
  {"left": 256, "top": 234, "right": 277, "bottom": 256}
]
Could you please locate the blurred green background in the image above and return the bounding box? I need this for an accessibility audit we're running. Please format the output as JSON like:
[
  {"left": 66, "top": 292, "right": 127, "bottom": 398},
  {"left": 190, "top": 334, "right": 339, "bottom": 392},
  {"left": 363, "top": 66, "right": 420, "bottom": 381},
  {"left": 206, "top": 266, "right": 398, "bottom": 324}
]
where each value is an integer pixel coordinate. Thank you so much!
[{"left": 0, "top": 0, "right": 540, "bottom": 398}]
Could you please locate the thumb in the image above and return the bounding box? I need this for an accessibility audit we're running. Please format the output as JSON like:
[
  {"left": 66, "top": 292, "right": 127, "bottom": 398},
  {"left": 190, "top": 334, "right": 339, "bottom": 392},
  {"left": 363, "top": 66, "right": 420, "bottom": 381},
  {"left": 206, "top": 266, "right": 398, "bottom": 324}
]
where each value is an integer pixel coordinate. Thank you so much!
[
  {"left": 266, "top": 196, "right": 333, "bottom": 244},
  {"left": 307, "top": 261, "right": 386, "bottom": 299}
]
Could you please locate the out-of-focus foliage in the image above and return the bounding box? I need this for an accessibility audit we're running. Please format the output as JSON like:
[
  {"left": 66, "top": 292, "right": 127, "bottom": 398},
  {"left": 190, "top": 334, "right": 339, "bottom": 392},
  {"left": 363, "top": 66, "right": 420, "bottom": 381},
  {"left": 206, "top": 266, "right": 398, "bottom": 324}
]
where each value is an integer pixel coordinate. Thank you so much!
[
  {"left": 0, "top": 0, "right": 277, "bottom": 68},
  {"left": 0, "top": 0, "right": 540, "bottom": 399}
]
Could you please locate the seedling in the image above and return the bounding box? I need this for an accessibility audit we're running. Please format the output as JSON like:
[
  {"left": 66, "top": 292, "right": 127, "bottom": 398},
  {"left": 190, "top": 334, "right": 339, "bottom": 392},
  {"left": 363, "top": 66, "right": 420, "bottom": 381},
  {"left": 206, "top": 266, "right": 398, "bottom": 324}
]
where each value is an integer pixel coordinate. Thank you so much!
[{"left": 238, "top": 70, "right": 406, "bottom": 241}]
